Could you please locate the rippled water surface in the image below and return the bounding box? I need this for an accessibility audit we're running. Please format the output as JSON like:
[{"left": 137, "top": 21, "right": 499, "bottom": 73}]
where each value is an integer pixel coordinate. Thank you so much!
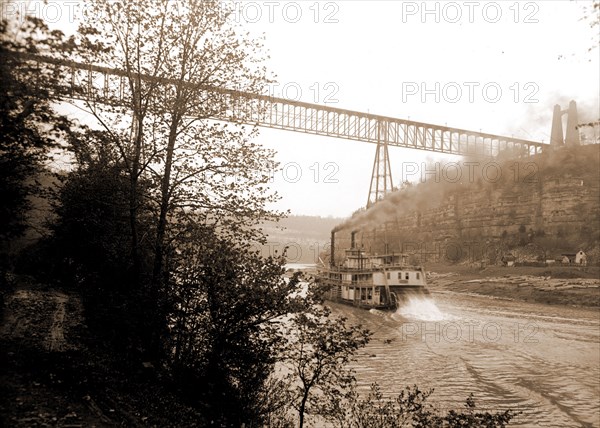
[{"left": 330, "top": 291, "right": 600, "bottom": 427}]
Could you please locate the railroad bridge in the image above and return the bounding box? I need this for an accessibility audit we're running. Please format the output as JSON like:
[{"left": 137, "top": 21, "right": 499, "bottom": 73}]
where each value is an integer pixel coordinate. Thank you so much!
[{"left": 5, "top": 50, "right": 549, "bottom": 207}]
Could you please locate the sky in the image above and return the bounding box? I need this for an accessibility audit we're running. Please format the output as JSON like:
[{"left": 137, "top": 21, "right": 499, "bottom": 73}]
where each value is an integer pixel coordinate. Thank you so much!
[
  {"left": 3, "top": 0, "right": 598, "bottom": 218},
  {"left": 237, "top": 0, "right": 599, "bottom": 218}
]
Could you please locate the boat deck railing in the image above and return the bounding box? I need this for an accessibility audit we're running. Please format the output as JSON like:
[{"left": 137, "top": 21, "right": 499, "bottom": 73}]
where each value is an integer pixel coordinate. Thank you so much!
[
  {"left": 320, "top": 264, "right": 424, "bottom": 273},
  {"left": 320, "top": 278, "right": 426, "bottom": 288},
  {"left": 321, "top": 279, "right": 374, "bottom": 288}
]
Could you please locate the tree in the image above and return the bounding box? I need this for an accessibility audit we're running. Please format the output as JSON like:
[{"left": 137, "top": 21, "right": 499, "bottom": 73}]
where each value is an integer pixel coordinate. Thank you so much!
[
  {"left": 0, "top": 16, "right": 72, "bottom": 247},
  {"left": 0, "top": 14, "right": 76, "bottom": 305},
  {"left": 49, "top": 128, "right": 157, "bottom": 351},
  {"left": 69, "top": 0, "right": 280, "bottom": 359},
  {"left": 349, "top": 384, "right": 437, "bottom": 427},
  {"left": 283, "top": 304, "right": 371, "bottom": 428},
  {"left": 581, "top": 1, "right": 599, "bottom": 54},
  {"left": 74, "top": 0, "right": 277, "bottom": 265},
  {"left": 165, "top": 225, "right": 305, "bottom": 425}
]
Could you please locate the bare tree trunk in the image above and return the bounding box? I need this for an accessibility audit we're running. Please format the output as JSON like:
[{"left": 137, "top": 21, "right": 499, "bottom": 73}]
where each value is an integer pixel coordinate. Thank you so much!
[
  {"left": 299, "top": 391, "right": 309, "bottom": 428},
  {"left": 129, "top": 111, "right": 143, "bottom": 286},
  {"left": 152, "top": 107, "right": 181, "bottom": 287}
]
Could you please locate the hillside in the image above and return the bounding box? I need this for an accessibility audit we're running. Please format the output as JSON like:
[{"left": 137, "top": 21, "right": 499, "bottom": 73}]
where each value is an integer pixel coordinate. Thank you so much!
[{"left": 332, "top": 144, "right": 600, "bottom": 266}]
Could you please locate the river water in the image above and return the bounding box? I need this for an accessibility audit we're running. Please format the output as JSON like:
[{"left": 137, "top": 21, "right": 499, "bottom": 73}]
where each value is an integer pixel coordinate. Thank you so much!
[{"left": 329, "top": 291, "right": 600, "bottom": 427}]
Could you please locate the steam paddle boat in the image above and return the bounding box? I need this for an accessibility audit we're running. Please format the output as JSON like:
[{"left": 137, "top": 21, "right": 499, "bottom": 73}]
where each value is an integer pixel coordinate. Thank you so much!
[{"left": 317, "top": 231, "right": 429, "bottom": 309}]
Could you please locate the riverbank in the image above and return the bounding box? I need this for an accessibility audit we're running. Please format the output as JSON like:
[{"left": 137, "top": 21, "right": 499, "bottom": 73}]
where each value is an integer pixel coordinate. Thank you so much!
[
  {"left": 425, "top": 264, "right": 600, "bottom": 308},
  {"left": 0, "top": 275, "right": 205, "bottom": 427}
]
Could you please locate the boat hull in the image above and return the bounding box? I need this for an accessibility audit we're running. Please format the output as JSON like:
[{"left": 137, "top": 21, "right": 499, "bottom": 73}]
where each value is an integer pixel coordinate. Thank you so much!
[{"left": 318, "top": 279, "right": 430, "bottom": 310}]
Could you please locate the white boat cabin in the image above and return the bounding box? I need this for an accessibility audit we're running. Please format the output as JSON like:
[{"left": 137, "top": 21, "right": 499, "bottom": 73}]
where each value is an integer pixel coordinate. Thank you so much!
[{"left": 321, "top": 248, "right": 427, "bottom": 309}]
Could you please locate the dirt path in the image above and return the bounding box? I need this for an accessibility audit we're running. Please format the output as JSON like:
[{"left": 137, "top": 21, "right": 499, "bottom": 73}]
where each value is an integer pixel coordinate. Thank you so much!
[
  {"left": 0, "top": 276, "right": 114, "bottom": 427},
  {"left": 0, "top": 287, "right": 75, "bottom": 350},
  {"left": 47, "top": 292, "right": 68, "bottom": 352}
]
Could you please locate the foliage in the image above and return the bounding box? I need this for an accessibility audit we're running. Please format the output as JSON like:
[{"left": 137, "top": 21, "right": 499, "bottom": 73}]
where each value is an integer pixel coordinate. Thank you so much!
[
  {"left": 73, "top": 0, "right": 279, "bottom": 276},
  {"left": 5, "top": 1, "right": 298, "bottom": 420},
  {"left": 166, "top": 225, "right": 304, "bottom": 425},
  {"left": 60, "top": 0, "right": 282, "bottom": 360},
  {"left": 347, "top": 383, "right": 519, "bottom": 428},
  {"left": 349, "top": 384, "right": 436, "bottom": 427},
  {"left": 282, "top": 303, "right": 371, "bottom": 427},
  {"left": 580, "top": 1, "right": 599, "bottom": 53},
  {"left": 0, "top": 17, "right": 72, "bottom": 244},
  {"left": 49, "top": 129, "right": 158, "bottom": 353}
]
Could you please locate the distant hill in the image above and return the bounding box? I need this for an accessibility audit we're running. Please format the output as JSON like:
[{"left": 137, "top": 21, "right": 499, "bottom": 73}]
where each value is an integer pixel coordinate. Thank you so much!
[
  {"left": 263, "top": 215, "right": 344, "bottom": 240},
  {"left": 259, "top": 215, "right": 345, "bottom": 264}
]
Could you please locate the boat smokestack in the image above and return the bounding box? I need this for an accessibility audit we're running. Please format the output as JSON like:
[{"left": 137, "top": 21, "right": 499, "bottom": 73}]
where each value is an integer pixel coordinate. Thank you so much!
[
  {"left": 351, "top": 231, "right": 356, "bottom": 249},
  {"left": 330, "top": 230, "right": 335, "bottom": 267}
]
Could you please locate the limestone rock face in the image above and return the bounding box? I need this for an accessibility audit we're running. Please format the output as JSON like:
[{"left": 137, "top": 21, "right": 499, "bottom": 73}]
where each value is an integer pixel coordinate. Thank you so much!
[{"left": 341, "top": 145, "right": 600, "bottom": 264}]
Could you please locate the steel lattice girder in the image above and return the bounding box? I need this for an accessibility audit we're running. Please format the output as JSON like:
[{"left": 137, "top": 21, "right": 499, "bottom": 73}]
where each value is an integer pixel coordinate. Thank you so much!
[{"left": 4, "top": 50, "right": 546, "bottom": 157}]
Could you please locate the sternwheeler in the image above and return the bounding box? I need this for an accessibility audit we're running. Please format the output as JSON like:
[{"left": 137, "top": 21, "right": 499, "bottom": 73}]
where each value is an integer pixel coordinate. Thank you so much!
[{"left": 317, "top": 231, "right": 429, "bottom": 309}]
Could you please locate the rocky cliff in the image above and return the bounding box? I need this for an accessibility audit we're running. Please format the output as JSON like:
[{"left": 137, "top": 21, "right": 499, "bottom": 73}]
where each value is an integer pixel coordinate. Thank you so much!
[{"left": 335, "top": 144, "right": 600, "bottom": 265}]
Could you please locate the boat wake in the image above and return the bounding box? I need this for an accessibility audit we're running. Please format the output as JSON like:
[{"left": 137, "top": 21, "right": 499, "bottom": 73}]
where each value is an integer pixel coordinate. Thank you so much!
[{"left": 392, "top": 295, "right": 448, "bottom": 321}]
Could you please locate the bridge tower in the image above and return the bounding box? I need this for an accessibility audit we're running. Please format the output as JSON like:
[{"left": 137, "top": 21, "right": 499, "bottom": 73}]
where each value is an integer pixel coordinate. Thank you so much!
[
  {"left": 366, "top": 123, "right": 394, "bottom": 208},
  {"left": 550, "top": 100, "right": 580, "bottom": 148}
]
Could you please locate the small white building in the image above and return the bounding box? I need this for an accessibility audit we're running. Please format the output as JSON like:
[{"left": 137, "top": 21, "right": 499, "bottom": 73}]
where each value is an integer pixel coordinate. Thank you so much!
[{"left": 575, "top": 250, "right": 587, "bottom": 266}]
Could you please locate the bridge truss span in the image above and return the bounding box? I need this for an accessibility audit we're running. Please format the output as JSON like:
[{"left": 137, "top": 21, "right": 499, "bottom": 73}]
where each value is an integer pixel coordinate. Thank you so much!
[
  {"left": 6, "top": 50, "right": 546, "bottom": 158},
  {"left": 229, "top": 95, "right": 545, "bottom": 157}
]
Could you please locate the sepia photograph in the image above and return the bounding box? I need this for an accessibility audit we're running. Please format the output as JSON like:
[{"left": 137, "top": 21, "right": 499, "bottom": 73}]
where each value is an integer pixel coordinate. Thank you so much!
[{"left": 1, "top": 1, "right": 599, "bottom": 426}]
